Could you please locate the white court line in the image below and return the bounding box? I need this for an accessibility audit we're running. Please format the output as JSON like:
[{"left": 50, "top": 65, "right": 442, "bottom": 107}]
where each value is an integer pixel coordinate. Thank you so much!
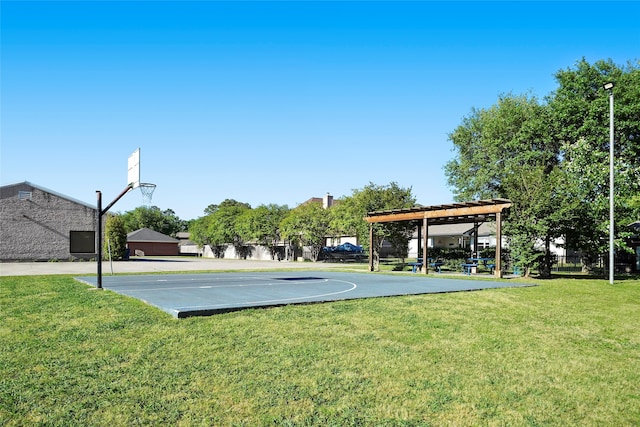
[
  {"left": 117, "top": 278, "right": 329, "bottom": 293},
  {"left": 104, "top": 275, "right": 276, "bottom": 290},
  {"left": 176, "top": 279, "right": 358, "bottom": 310},
  {"left": 106, "top": 275, "right": 269, "bottom": 285}
]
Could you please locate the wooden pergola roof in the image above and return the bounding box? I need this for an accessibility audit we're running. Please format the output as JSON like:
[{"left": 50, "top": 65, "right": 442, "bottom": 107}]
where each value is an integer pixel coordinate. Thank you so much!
[
  {"left": 365, "top": 199, "right": 512, "bottom": 225},
  {"left": 365, "top": 199, "right": 512, "bottom": 276}
]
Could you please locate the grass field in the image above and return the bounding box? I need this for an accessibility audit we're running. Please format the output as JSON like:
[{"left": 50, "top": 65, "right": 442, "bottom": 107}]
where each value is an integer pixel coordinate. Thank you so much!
[{"left": 1, "top": 273, "right": 639, "bottom": 426}]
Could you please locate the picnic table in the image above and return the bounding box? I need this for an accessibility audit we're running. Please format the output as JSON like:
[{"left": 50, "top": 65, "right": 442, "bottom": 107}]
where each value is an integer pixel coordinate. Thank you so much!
[
  {"left": 408, "top": 258, "right": 444, "bottom": 273},
  {"left": 465, "top": 258, "right": 496, "bottom": 274},
  {"left": 407, "top": 261, "right": 423, "bottom": 273},
  {"left": 461, "top": 262, "right": 477, "bottom": 275},
  {"left": 429, "top": 260, "right": 445, "bottom": 273}
]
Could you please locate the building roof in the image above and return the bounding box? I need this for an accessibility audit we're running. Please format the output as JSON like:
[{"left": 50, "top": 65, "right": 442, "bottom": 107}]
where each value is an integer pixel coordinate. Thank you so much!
[
  {"left": 302, "top": 197, "right": 323, "bottom": 205},
  {"left": 127, "top": 228, "right": 179, "bottom": 243},
  {"left": 175, "top": 232, "right": 196, "bottom": 246},
  {"left": 300, "top": 193, "right": 338, "bottom": 209},
  {"left": 427, "top": 222, "right": 495, "bottom": 237},
  {"left": 0, "top": 181, "right": 96, "bottom": 210}
]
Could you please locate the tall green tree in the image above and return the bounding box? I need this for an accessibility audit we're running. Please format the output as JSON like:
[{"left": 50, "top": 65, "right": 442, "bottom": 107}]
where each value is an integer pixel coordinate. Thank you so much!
[
  {"left": 280, "top": 201, "right": 330, "bottom": 261},
  {"left": 203, "top": 200, "right": 251, "bottom": 216},
  {"left": 445, "top": 59, "right": 640, "bottom": 275},
  {"left": 330, "top": 182, "right": 415, "bottom": 271},
  {"left": 103, "top": 214, "right": 127, "bottom": 260},
  {"left": 188, "top": 199, "right": 252, "bottom": 258},
  {"left": 550, "top": 58, "right": 640, "bottom": 264},
  {"left": 445, "top": 93, "right": 558, "bottom": 200},
  {"left": 236, "top": 204, "right": 289, "bottom": 259},
  {"left": 501, "top": 165, "right": 579, "bottom": 277},
  {"left": 189, "top": 214, "right": 215, "bottom": 255},
  {"left": 445, "top": 93, "right": 570, "bottom": 277},
  {"left": 121, "top": 206, "right": 186, "bottom": 237}
]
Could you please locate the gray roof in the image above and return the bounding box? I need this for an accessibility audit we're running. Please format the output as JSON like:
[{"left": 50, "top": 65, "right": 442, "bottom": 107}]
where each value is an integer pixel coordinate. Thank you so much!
[
  {"left": 0, "top": 181, "right": 96, "bottom": 210},
  {"left": 127, "top": 228, "right": 179, "bottom": 243}
]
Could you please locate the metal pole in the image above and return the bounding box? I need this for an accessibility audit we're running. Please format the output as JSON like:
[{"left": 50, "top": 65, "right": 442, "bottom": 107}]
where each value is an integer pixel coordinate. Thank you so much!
[
  {"left": 96, "top": 191, "right": 103, "bottom": 289},
  {"left": 608, "top": 88, "right": 615, "bottom": 284},
  {"left": 96, "top": 184, "right": 133, "bottom": 290}
]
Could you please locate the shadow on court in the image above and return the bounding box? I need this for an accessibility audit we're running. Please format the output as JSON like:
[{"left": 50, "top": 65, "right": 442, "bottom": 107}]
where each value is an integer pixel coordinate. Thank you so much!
[{"left": 75, "top": 271, "right": 533, "bottom": 318}]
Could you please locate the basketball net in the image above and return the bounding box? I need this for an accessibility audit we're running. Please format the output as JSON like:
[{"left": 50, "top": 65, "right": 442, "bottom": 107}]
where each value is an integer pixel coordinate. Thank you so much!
[{"left": 138, "top": 183, "right": 156, "bottom": 206}]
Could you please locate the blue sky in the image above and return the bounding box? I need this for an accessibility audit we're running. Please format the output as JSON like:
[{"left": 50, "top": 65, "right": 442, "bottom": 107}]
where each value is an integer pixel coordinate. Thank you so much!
[{"left": 2, "top": 1, "right": 638, "bottom": 220}]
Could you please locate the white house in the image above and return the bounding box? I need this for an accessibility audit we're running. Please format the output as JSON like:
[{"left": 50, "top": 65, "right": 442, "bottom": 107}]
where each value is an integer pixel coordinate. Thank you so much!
[{"left": 407, "top": 222, "right": 502, "bottom": 258}]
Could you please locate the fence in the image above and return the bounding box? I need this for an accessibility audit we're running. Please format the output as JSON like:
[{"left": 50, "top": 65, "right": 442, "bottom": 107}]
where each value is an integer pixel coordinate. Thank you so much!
[{"left": 552, "top": 255, "right": 587, "bottom": 272}]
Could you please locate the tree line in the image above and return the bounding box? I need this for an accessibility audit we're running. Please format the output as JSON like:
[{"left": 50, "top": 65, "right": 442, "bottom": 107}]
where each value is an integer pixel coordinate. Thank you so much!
[
  {"left": 104, "top": 183, "right": 416, "bottom": 270},
  {"left": 188, "top": 182, "right": 415, "bottom": 270}
]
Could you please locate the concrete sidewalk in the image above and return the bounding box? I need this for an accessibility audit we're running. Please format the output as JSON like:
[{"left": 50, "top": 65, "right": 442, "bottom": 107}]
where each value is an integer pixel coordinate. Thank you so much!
[{"left": 0, "top": 257, "right": 351, "bottom": 277}]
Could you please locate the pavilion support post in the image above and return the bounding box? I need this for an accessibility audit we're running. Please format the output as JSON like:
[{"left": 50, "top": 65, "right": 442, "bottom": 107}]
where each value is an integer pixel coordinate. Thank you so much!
[
  {"left": 416, "top": 221, "right": 423, "bottom": 273},
  {"left": 422, "top": 217, "right": 429, "bottom": 274},
  {"left": 369, "top": 223, "right": 374, "bottom": 271},
  {"left": 473, "top": 222, "right": 479, "bottom": 258},
  {"left": 417, "top": 221, "right": 421, "bottom": 260},
  {"left": 495, "top": 211, "right": 503, "bottom": 278}
]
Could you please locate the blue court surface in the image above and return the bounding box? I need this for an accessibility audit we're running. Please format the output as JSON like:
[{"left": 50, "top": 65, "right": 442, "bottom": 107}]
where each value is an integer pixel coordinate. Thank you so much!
[{"left": 75, "top": 271, "right": 531, "bottom": 318}]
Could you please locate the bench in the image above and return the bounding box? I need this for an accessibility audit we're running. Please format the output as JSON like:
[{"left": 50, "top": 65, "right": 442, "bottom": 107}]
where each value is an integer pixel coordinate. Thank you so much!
[
  {"left": 468, "top": 258, "right": 497, "bottom": 274},
  {"left": 408, "top": 261, "right": 445, "bottom": 273},
  {"left": 430, "top": 262, "right": 445, "bottom": 273},
  {"left": 407, "top": 262, "right": 423, "bottom": 273},
  {"left": 461, "top": 263, "right": 478, "bottom": 275}
]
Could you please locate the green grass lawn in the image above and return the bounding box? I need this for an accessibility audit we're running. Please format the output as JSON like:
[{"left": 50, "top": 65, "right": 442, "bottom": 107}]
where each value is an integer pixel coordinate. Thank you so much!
[{"left": 1, "top": 273, "right": 639, "bottom": 426}]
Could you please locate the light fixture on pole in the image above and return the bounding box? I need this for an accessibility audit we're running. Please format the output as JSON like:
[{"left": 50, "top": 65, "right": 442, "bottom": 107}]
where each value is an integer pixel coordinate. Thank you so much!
[{"left": 603, "top": 82, "right": 614, "bottom": 284}]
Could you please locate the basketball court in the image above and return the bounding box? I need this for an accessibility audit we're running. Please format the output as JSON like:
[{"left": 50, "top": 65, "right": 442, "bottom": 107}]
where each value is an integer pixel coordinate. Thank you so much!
[
  {"left": 75, "top": 271, "right": 532, "bottom": 318},
  {"left": 84, "top": 149, "right": 530, "bottom": 318}
]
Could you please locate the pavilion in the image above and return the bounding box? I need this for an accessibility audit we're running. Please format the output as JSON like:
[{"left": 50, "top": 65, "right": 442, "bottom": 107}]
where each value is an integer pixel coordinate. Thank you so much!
[{"left": 365, "top": 199, "right": 512, "bottom": 277}]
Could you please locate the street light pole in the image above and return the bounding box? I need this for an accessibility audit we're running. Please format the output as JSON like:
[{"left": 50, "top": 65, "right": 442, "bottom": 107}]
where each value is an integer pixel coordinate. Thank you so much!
[{"left": 604, "top": 82, "right": 614, "bottom": 284}]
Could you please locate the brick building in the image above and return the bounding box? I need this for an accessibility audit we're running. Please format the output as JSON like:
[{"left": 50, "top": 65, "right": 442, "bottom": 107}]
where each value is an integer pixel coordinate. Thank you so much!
[{"left": 127, "top": 228, "right": 179, "bottom": 256}]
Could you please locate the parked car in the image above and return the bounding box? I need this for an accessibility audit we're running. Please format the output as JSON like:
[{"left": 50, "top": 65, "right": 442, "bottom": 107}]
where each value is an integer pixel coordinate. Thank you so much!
[{"left": 321, "top": 243, "right": 366, "bottom": 262}]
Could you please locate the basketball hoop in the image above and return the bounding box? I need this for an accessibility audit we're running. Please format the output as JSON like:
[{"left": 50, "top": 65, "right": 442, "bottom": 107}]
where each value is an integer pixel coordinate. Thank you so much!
[{"left": 138, "top": 183, "right": 156, "bottom": 206}]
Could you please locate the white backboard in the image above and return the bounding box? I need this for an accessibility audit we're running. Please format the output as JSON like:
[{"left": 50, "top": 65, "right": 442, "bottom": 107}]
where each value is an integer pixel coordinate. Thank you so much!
[{"left": 127, "top": 148, "right": 140, "bottom": 189}]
